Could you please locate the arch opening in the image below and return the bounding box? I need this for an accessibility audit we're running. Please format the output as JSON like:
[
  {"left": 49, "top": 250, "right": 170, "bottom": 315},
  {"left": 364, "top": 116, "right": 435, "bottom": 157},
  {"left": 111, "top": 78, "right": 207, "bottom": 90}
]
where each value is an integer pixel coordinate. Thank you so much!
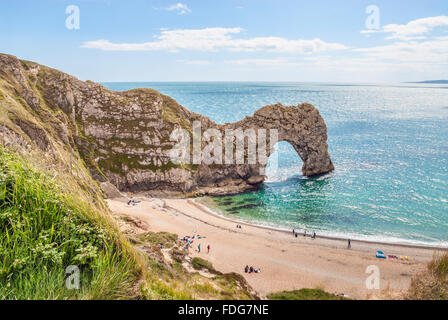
[{"left": 264, "top": 141, "right": 304, "bottom": 183}]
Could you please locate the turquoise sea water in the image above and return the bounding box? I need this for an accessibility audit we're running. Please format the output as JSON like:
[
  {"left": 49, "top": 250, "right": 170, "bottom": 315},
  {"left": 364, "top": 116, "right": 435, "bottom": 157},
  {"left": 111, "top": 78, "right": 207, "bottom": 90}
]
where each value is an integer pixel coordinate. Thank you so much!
[{"left": 103, "top": 82, "right": 448, "bottom": 246}]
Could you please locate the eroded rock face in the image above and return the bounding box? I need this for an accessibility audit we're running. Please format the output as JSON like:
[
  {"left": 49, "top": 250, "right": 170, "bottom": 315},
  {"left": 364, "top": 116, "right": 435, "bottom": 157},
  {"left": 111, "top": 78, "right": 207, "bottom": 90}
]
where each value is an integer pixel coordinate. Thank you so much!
[
  {"left": 222, "top": 103, "right": 334, "bottom": 177},
  {"left": 0, "top": 53, "right": 334, "bottom": 195}
]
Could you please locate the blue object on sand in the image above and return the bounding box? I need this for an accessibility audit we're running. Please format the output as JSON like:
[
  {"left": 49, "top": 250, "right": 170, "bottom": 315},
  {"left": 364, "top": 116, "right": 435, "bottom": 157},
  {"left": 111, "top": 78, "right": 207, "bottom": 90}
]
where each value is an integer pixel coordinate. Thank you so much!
[{"left": 376, "top": 250, "right": 387, "bottom": 259}]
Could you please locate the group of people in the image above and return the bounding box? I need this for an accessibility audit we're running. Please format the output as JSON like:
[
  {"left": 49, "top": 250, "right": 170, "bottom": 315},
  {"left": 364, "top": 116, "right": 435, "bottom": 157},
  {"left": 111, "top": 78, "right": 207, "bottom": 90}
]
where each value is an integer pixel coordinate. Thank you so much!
[
  {"left": 180, "top": 234, "right": 211, "bottom": 253},
  {"left": 292, "top": 229, "right": 316, "bottom": 239},
  {"left": 236, "top": 224, "right": 242, "bottom": 229},
  {"left": 292, "top": 229, "right": 353, "bottom": 249},
  {"left": 244, "top": 265, "right": 261, "bottom": 274},
  {"left": 196, "top": 243, "right": 211, "bottom": 254},
  {"left": 180, "top": 236, "right": 194, "bottom": 250}
]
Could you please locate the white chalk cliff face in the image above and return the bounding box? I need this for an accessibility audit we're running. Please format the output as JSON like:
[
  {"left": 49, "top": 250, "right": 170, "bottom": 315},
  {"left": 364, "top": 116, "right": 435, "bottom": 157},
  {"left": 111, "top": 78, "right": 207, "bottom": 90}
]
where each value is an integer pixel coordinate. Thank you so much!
[{"left": 0, "top": 53, "right": 334, "bottom": 196}]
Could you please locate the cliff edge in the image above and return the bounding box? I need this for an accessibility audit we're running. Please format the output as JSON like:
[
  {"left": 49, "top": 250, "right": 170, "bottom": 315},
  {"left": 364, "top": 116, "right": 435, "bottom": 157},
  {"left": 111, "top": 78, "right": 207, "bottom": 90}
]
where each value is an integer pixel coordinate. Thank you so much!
[{"left": 0, "top": 53, "right": 334, "bottom": 196}]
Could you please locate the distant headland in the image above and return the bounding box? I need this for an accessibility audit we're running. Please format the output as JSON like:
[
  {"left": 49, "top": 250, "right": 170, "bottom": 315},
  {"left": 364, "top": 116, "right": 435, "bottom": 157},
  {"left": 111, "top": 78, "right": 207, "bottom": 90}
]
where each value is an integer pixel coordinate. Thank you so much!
[{"left": 407, "top": 80, "right": 448, "bottom": 84}]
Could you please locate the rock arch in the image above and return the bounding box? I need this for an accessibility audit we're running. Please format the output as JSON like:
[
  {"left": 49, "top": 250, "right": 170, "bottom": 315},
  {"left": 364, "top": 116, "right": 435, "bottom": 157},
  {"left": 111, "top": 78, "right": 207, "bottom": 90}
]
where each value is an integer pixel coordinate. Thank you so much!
[
  {"left": 194, "top": 103, "right": 335, "bottom": 195},
  {"left": 223, "top": 103, "right": 334, "bottom": 176},
  {"left": 0, "top": 54, "right": 334, "bottom": 195}
]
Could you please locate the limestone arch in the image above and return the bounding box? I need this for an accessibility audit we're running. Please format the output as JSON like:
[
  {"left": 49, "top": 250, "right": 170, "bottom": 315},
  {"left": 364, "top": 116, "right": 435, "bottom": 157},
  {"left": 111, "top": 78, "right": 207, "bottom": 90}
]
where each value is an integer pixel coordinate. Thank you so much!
[{"left": 222, "top": 102, "right": 335, "bottom": 180}]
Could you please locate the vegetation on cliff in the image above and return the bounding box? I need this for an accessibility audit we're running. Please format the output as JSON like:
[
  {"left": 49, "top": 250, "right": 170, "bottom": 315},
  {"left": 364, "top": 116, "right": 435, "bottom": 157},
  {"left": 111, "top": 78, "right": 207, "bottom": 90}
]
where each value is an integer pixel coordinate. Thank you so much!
[
  {"left": 0, "top": 146, "right": 142, "bottom": 299},
  {"left": 407, "top": 252, "right": 448, "bottom": 300},
  {"left": 2, "top": 53, "right": 335, "bottom": 195},
  {"left": 0, "top": 146, "right": 257, "bottom": 300},
  {"left": 0, "top": 53, "right": 257, "bottom": 300},
  {"left": 267, "top": 288, "right": 346, "bottom": 300},
  {"left": 1, "top": 53, "right": 444, "bottom": 301}
]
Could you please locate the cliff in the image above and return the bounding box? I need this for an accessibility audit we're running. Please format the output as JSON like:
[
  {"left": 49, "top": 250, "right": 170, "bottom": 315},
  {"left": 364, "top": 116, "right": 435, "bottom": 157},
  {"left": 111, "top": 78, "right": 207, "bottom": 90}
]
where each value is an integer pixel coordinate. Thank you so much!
[
  {"left": 0, "top": 53, "right": 333, "bottom": 196},
  {"left": 0, "top": 53, "right": 258, "bottom": 299}
]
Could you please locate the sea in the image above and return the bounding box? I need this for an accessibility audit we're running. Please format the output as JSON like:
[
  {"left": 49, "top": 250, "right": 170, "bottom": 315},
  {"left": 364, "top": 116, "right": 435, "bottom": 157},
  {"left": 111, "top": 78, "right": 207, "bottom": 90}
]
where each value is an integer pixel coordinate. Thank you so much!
[{"left": 103, "top": 82, "right": 448, "bottom": 247}]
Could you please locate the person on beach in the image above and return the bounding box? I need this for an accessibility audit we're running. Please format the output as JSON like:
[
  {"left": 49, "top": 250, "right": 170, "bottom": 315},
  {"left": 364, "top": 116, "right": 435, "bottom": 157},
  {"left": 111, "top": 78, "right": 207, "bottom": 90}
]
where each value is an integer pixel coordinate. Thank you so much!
[
  {"left": 312, "top": 232, "right": 316, "bottom": 239},
  {"left": 244, "top": 265, "right": 249, "bottom": 273},
  {"left": 197, "top": 244, "right": 201, "bottom": 253},
  {"left": 304, "top": 230, "right": 307, "bottom": 237},
  {"left": 207, "top": 244, "right": 210, "bottom": 253},
  {"left": 127, "top": 197, "right": 139, "bottom": 206},
  {"left": 347, "top": 239, "right": 351, "bottom": 249},
  {"left": 292, "top": 229, "right": 295, "bottom": 236},
  {"left": 249, "top": 266, "right": 254, "bottom": 273}
]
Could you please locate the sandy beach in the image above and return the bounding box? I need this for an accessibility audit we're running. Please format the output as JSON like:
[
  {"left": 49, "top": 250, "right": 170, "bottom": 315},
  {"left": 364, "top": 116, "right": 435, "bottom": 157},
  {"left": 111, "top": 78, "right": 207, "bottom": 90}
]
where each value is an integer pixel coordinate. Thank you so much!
[{"left": 108, "top": 196, "right": 444, "bottom": 299}]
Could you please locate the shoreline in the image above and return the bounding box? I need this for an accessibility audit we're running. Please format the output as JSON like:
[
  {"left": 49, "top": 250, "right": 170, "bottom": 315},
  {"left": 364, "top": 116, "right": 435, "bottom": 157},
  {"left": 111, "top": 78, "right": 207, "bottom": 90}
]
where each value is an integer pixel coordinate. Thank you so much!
[
  {"left": 108, "top": 196, "right": 440, "bottom": 299},
  {"left": 192, "top": 198, "right": 448, "bottom": 251}
]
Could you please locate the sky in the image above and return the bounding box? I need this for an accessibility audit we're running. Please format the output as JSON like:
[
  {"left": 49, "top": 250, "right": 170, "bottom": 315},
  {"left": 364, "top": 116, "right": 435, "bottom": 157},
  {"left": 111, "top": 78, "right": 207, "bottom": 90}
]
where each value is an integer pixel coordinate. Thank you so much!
[{"left": 1, "top": 0, "right": 447, "bottom": 82}]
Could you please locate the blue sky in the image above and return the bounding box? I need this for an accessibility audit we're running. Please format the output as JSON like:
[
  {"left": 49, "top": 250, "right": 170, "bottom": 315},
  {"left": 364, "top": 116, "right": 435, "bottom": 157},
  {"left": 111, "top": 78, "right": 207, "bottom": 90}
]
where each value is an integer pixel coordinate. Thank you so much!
[{"left": 1, "top": 0, "right": 447, "bottom": 82}]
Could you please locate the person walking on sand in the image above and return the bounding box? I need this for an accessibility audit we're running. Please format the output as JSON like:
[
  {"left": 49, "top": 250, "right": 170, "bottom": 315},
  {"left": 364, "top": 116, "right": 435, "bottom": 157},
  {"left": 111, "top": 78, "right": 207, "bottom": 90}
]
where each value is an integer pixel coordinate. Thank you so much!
[
  {"left": 197, "top": 243, "right": 201, "bottom": 253},
  {"left": 347, "top": 239, "right": 351, "bottom": 249},
  {"left": 207, "top": 244, "right": 210, "bottom": 254}
]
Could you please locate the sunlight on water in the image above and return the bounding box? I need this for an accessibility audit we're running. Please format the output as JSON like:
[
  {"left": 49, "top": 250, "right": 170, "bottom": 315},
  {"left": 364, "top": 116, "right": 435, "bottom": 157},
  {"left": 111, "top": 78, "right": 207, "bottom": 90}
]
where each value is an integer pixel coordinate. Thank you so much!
[{"left": 103, "top": 82, "right": 448, "bottom": 245}]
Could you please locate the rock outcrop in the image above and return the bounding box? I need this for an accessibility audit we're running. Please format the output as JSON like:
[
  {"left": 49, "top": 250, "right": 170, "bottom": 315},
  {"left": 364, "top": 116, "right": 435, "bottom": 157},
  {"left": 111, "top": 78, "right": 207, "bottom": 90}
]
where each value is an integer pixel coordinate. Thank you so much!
[{"left": 0, "top": 53, "right": 334, "bottom": 195}]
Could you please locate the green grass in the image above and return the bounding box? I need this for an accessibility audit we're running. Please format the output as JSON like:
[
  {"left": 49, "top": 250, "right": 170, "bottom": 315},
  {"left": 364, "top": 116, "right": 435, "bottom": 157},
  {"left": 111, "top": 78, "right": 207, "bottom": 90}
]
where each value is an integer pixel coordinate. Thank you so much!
[
  {"left": 191, "top": 282, "right": 219, "bottom": 295},
  {"left": 192, "top": 257, "right": 216, "bottom": 273},
  {"left": 0, "top": 146, "right": 251, "bottom": 300},
  {"left": 0, "top": 54, "right": 261, "bottom": 300},
  {"left": 429, "top": 252, "right": 448, "bottom": 278},
  {"left": 137, "top": 232, "right": 178, "bottom": 247},
  {"left": 267, "top": 288, "right": 346, "bottom": 300},
  {"left": 0, "top": 146, "right": 141, "bottom": 299}
]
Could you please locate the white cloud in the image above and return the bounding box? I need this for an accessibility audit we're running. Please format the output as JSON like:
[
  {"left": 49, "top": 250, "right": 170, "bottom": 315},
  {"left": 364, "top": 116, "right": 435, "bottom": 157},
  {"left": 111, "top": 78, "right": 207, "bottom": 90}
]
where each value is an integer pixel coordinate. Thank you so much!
[
  {"left": 361, "top": 15, "right": 448, "bottom": 40},
  {"left": 225, "top": 58, "right": 304, "bottom": 67},
  {"left": 355, "top": 38, "right": 448, "bottom": 64},
  {"left": 355, "top": 15, "right": 448, "bottom": 77},
  {"left": 226, "top": 57, "right": 390, "bottom": 72},
  {"left": 177, "top": 59, "right": 210, "bottom": 65},
  {"left": 165, "top": 3, "right": 191, "bottom": 15},
  {"left": 80, "top": 15, "right": 447, "bottom": 81},
  {"left": 81, "top": 27, "right": 349, "bottom": 54},
  {"left": 225, "top": 54, "right": 447, "bottom": 79}
]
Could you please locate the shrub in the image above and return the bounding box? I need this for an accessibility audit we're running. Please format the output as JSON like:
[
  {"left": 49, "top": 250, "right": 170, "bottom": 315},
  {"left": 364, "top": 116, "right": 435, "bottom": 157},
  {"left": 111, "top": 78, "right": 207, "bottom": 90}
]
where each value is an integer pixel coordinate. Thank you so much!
[
  {"left": 0, "top": 147, "right": 140, "bottom": 299},
  {"left": 192, "top": 257, "right": 216, "bottom": 273},
  {"left": 267, "top": 288, "right": 346, "bottom": 300},
  {"left": 407, "top": 252, "right": 448, "bottom": 300}
]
